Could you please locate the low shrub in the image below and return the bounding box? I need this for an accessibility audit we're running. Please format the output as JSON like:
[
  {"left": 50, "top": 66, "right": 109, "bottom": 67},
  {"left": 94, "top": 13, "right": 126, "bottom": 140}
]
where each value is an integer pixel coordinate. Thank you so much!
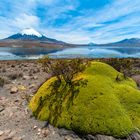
[
  {"left": 8, "top": 72, "right": 23, "bottom": 80},
  {"left": 0, "top": 77, "right": 5, "bottom": 87},
  {"left": 38, "top": 57, "right": 90, "bottom": 85},
  {"left": 103, "top": 58, "right": 133, "bottom": 77}
]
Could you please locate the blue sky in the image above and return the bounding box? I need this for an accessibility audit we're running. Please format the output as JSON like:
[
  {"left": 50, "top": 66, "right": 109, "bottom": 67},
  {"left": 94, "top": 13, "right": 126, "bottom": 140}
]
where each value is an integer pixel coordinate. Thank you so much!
[{"left": 0, "top": 0, "right": 140, "bottom": 44}]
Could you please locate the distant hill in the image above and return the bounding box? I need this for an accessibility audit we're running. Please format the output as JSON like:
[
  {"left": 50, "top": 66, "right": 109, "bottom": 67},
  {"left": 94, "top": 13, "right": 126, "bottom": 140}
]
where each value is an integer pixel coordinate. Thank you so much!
[
  {"left": 1, "top": 29, "right": 140, "bottom": 48},
  {"left": 74, "top": 38, "right": 140, "bottom": 47},
  {"left": 97, "top": 38, "right": 140, "bottom": 47}
]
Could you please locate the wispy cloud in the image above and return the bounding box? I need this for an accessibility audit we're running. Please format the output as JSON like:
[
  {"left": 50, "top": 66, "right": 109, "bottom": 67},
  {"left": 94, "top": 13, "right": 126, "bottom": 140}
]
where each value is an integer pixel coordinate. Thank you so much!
[{"left": 0, "top": 0, "right": 140, "bottom": 43}]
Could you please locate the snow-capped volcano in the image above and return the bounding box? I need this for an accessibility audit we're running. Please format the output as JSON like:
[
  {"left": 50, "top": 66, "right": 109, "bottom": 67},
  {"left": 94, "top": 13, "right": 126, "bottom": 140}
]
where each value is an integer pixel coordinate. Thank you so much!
[
  {"left": 3, "top": 28, "right": 65, "bottom": 44},
  {"left": 20, "top": 28, "right": 42, "bottom": 37}
]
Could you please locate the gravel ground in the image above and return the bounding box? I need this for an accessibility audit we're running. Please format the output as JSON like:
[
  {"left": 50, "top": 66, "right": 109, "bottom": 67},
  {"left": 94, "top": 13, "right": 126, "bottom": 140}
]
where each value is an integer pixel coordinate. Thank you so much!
[
  {"left": 0, "top": 60, "right": 140, "bottom": 140},
  {"left": 0, "top": 61, "right": 81, "bottom": 140}
]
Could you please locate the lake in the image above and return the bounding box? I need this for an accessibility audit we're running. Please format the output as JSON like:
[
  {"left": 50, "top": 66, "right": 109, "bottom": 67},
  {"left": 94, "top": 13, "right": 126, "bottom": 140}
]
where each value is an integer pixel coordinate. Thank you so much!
[{"left": 0, "top": 46, "right": 140, "bottom": 60}]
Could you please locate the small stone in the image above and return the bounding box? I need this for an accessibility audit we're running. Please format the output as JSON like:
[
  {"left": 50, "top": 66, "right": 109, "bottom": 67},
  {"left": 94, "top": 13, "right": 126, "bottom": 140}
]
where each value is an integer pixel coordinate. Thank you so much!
[
  {"left": 42, "top": 129, "right": 49, "bottom": 137},
  {"left": 13, "top": 136, "right": 24, "bottom": 140},
  {"left": 0, "top": 97, "right": 6, "bottom": 100},
  {"left": 10, "top": 87, "right": 18, "bottom": 94},
  {"left": 9, "top": 112, "right": 13, "bottom": 118},
  {"left": 129, "top": 132, "right": 140, "bottom": 140},
  {"left": 4, "top": 129, "right": 11, "bottom": 135},
  {"left": 12, "top": 81, "right": 16, "bottom": 84},
  {"left": 29, "top": 84, "right": 36, "bottom": 89},
  {"left": 0, "top": 106, "right": 5, "bottom": 112},
  {"left": 33, "top": 76, "right": 38, "bottom": 80},
  {"left": 38, "top": 128, "right": 41, "bottom": 132},
  {"left": 96, "top": 135, "right": 116, "bottom": 140},
  {"left": 14, "top": 99, "right": 20, "bottom": 103},
  {"left": 85, "top": 134, "right": 95, "bottom": 140},
  {"left": 0, "top": 130, "right": 4, "bottom": 136},
  {"left": 52, "top": 131, "right": 55, "bottom": 135},
  {"left": 8, "top": 130, "right": 16, "bottom": 137},
  {"left": 85, "top": 134, "right": 96, "bottom": 140},
  {"left": 22, "top": 101, "right": 27, "bottom": 106},
  {"left": 65, "top": 136, "right": 72, "bottom": 140},
  {"left": 33, "top": 126, "right": 38, "bottom": 129},
  {"left": 24, "top": 108, "right": 28, "bottom": 115},
  {"left": 37, "top": 132, "right": 41, "bottom": 135},
  {"left": 23, "top": 75, "right": 30, "bottom": 80},
  {"left": 18, "top": 85, "right": 26, "bottom": 91}
]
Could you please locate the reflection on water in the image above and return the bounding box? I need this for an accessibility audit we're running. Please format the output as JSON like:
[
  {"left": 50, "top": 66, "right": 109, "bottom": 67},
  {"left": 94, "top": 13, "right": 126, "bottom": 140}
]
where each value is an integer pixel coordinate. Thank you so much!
[
  {"left": 49, "top": 46, "right": 140, "bottom": 58},
  {"left": 0, "top": 46, "right": 140, "bottom": 60},
  {"left": 0, "top": 46, "right": 57, "bottom": 60}
]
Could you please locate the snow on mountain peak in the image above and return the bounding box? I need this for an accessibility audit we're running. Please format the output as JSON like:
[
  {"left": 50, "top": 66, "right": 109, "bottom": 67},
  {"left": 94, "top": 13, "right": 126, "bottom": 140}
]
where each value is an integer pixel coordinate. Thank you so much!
[{"left": 20, "top": 28, "right": 42, "bottom": 37}]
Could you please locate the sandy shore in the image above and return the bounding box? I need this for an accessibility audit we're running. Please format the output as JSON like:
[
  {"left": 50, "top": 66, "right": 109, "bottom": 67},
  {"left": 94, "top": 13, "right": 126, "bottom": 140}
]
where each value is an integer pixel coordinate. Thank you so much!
[{"left": 0, "top": 59, "right": 140, "bottom": 140}]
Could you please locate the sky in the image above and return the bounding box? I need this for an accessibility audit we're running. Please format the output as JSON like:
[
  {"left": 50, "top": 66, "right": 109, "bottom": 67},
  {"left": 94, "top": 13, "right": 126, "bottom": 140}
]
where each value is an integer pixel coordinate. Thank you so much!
[{"left": 0, "top": 0, "right": 140, "bottom": 44}]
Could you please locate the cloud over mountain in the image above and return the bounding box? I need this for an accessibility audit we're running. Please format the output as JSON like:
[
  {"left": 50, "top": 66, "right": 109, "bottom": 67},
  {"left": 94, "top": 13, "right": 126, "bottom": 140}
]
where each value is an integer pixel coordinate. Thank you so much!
[{"left": 0, "top": 0, "right": 140, "bottom": 44}]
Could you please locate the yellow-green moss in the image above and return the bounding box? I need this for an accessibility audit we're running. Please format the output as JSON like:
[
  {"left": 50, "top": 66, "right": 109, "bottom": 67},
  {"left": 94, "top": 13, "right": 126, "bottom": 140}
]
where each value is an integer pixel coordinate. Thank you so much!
[{"left": 29, "top": 62, "right": 140, "bottom": 138}]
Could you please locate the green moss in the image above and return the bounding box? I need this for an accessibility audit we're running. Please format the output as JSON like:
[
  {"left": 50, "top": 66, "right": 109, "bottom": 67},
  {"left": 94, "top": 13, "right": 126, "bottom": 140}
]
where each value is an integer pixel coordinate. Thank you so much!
[{"left": 29, "top": 62, "right": 140, "bottom": 138}]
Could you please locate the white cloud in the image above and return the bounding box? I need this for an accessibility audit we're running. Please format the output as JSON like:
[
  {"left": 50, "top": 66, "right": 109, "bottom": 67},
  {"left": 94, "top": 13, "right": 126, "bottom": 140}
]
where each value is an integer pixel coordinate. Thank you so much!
[
  {"left": 0, "top": 13, "right": 40, "bottom": 38},
  {"left": 53, "top": 0, "right": 140, "bottom": 43},
  {"left": 1, "top": 0, "right": 140, "bottom": 43},
  {"left": 12, "top": 13, "right": 40, "bottom": 29}
]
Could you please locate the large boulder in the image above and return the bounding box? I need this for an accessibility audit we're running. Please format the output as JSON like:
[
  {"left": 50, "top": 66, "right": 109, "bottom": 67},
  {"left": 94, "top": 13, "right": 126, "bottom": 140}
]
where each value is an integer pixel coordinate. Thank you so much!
[{"left": 29, "top": 62, "right": 140, "bottom": 138}]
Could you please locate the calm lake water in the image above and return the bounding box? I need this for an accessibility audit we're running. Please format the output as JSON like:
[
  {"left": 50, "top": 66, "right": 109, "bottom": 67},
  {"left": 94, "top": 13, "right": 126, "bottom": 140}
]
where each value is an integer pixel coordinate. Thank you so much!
[{"left": 0, "top": 46, "right": 140, "bottom": 60}]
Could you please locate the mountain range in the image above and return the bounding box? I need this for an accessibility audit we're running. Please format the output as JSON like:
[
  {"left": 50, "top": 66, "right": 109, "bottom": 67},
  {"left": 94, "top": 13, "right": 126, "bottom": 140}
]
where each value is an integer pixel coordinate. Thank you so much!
[
  {"left": 0, "top": 28, "right": 140, "bottom": 47},
  {"left": 98, "top": 38, "right": 140, "bottom": 47}
]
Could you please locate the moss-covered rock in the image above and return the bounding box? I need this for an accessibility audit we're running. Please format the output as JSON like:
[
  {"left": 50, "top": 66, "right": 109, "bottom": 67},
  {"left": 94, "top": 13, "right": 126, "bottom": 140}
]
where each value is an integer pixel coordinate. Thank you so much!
[{"left": 29, "top": 62, "right": 140, "bottom": 138}]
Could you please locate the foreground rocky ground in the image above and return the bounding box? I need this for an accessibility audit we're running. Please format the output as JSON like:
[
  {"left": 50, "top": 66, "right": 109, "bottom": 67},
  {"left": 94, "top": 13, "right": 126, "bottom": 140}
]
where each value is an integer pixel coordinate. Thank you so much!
[{"left": 0, "top": 59, "right": 140, "bottom": 140}]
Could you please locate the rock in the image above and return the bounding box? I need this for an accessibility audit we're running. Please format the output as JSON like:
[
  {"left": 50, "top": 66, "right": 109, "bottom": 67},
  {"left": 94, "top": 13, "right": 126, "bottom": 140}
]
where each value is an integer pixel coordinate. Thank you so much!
[
  {"left": 0, "top": 130, "right": 4, "bottom": 136},
  {"left": 10, "top": 87, "right": 18, "bottom": 94},
  {"left": 33, "top": 76, "right": 38, "bottom": 80},
  {"left": 24, "top": 108, "right": 29, "bottom": 115},
  {"left": 12, "top": 81, "right": 16, "bottom": 84},
  {"left": 38, "top": 128, "right": 41, "bottom": 132},
  {"left": 65, "top": 136, "right": 73, "bottom": 140},
  {"left": 33, "top": 126, "right": 38, "bottom": 129},
  {"left": 58, "top": 128, "right": 79, "bottom": 139},
  {"left": 0, "top": 130, "right": 17, "bottom": 140},
  {"left": 85, "top": 134, "right": 96, "bottom": 140},
  {"left": 95, "top": 135, "right": 116, "bottom": 140},
  {"left": 37, "top": 132, "right": 41, "bottom": 135},
  {"left": 23, "top": 75, "right": 30, "bottom": 80},
  {"left": 13, "top": 137, "right": 23, "bottom": 140},
  {"left": 4, "top": 129, "right": 11, "bottom": 135},
  {"left": 52, "top": 131, "right": 55, "bottom": 135},
  {"left": 22, "top": 100, "right": 28, "bottom": 106},
  {"left": 29, "top": 84, "right": 36, "bottom": 89},
  {"left": 8, "top": 130, "right": 17, "bottom": 137},
  {"left": 14, "top": 99, "right": 19, "bottom": 103},
  {"left": 128, "top": 132, "right": 140, "bottom": 140},
  {"left": 9, "top": 112, "right": 14, "bottom": 118},
  {"left": 0, "top": 106, "right": 5, "bottom": 112},
  {"left": 18, "top": 85, "right": 26, "bottom": 91},
  {"left": 41, "top": 129, "right": 49, "bottom": 137}
]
